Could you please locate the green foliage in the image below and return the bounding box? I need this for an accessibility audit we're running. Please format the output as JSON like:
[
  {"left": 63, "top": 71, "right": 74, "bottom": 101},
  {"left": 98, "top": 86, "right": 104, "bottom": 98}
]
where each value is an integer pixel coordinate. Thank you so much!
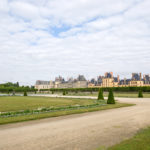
[
  {"left": 0, "top": 82, "right": 19, "bottom": 88},
  {"left": 107, "top": 89, "right": 115, "bottom": 104},
  {"left": 75, "top": 90, "right": 78, "bottom": 93},
  {"left": 98, "top": 88, "right": 104, "bottom": 100},
  {"left": 24, "top": 91, "right": 27, "bottom": 96},
  {"left": 63, "top": 91, "right": 66, "bottom": 95},
  {"left": 0, "top": 86, "right": 36, "bottom": 93},
  {"left": 46, "top": 86, "right": 150, "bottom": 93},
  {"left": 138, "top": 90, "right": 143, "bottom": 98}
]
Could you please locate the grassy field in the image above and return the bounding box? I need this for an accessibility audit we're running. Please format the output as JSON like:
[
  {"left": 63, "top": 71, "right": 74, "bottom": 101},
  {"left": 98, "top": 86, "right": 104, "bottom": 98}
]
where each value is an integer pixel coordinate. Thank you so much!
[
  {"left": 0, "top": 102, "right": 133, "bottom": 125},
  {"left": 2, "top": 91, "right": 150, "bottom": 98},
  {"left": 107, "top": 127, "right": 150, "bottom": 150},
  {"left": 0, "top": 96, "right": 95, "bottom": 112},
  {"left": 0, "top": 96, "right": 134, "bottom": 125},
  {"left": 65, "top": 92, "right": 150, "bottom": 98}
]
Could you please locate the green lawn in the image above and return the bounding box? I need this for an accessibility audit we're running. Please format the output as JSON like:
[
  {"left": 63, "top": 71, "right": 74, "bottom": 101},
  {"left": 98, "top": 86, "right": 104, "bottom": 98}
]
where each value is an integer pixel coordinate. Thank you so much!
[
  {"left": 0, "top": 96, "right": 95, "bottom": 112},
  {"left": 0, "top": 96, "right": 134, "bottom": 125},
  {"left": 108, "top": 127, "right": 150, "bottom": 150},
  {"left": 65, "top": 92, "right": 150, "bottom": 98},
  {"left": 0, "top": 101, "right": 133, "bottom": 125}
]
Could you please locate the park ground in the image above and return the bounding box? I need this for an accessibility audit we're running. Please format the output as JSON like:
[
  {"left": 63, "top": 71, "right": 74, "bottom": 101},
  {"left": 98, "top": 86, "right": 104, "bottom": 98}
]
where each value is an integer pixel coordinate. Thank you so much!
[
  {"left": 1, "top": 91, "right": 150, "bottom": 98},
  {"left": 0, "top": 97, "right": 150, "bottom": 150},
  {"left": 68, "top": 91, "right": 150, "bottom": 98},
  {"left": 0, "top": 96, "right": 131, "bottom": 125},
  {"left": 35, "top": 91, "right": 150, "bottom": 98}
]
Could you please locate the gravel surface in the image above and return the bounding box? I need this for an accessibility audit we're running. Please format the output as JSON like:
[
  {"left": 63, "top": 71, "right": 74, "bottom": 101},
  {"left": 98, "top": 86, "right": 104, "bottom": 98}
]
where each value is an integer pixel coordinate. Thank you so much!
[{"left": 0, "top": 98, "right": 150, "bottom": 150}]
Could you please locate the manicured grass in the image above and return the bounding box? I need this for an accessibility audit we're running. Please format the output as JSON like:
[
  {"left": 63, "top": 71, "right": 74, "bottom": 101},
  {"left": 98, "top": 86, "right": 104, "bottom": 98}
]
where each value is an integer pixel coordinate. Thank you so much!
[
  {"left": 66, "top": 92, "right": 150, "bottom": 98},
  {"left": 0, "top": 96, "right": 95, "bottom": 112},
  {"left": 108, "top": 127, "right": 150, "bottom": 150},
  {"left": 0, "top": 102, "right": 133, "bottom": 125}
]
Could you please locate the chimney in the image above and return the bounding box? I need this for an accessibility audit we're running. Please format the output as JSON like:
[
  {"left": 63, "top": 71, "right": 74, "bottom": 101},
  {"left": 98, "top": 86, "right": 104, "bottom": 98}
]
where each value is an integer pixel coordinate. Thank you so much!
[
  {"left": 124, "top": 78, "right": 126, "bottom": 85},
  {"left": 140, "top": 73, "right": 142, "bottom": 81},
  {"left": 110, "top": 72, "right": 113, "bottom": 78},
  {"left": 117, "top": 75, "right": 120, "bottom": 82}
]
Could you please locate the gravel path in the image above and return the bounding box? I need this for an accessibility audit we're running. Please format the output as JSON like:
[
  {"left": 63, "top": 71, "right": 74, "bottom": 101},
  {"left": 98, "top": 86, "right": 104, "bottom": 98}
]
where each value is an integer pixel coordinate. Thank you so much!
[{"left": 1, "top": 98, "right": 150, "bottom": 150}]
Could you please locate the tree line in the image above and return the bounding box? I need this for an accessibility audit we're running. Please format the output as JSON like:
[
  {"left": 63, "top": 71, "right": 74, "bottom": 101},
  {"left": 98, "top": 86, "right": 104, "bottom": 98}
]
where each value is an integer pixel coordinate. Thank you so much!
[{"left": 0, "top": 82, "right": 36, "bottom": 93}]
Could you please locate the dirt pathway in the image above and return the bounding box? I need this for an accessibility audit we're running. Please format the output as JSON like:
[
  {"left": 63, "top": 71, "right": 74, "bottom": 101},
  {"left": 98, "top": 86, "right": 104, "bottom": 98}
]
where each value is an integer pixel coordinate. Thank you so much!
[{"left": 0, "top": 98, "right": 150, "bottom": 150}]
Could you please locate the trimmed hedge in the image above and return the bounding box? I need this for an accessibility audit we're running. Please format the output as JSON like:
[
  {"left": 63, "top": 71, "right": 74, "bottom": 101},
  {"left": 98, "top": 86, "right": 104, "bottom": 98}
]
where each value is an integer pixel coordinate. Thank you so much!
[{"left": 39, "top": 86, "right": 150, "bottom": 93}]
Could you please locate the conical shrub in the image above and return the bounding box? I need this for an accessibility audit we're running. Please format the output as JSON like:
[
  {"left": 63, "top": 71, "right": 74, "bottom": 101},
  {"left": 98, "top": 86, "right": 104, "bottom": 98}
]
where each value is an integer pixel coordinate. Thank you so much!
[
  {"left": 63, "top": 91, "right": 66, "bottom": 95},
  {"left": 98, "top": 88, "right": 104, "bottom": 100},
  {"left": 138, "top": 90, "right": 143, "bottom": 98},
  {"left": 107, "top": 89, "right": 115, "bottom": 104},
  {"left": 24, "top": 91, "right": 27, "bottom": 96}
]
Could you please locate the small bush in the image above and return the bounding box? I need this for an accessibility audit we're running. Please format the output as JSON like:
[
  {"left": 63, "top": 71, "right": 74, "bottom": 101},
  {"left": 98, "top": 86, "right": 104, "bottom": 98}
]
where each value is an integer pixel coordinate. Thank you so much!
[
  {"left": 24, "top": 91, "right": 27, "bottom": 96},
  {"left": 24, "top": 109, "right": 30, "bottom": 113},
  {"left": 138, "top": 90, "right": 143, "bottom": 98},
  {"left": 107, "top": 89, "right": 115, "bottom": 104},
  {"left": 98, "top": 88, "right": 104, "bottom": 100},
  {"left": 63, "top": 91, "right": 66, "bottom": 95}
]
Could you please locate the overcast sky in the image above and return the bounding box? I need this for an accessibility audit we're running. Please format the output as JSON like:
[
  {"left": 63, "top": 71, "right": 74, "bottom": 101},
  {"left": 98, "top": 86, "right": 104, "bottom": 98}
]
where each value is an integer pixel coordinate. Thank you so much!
[{"left": 0, "top": 0, "right": 150, "bottom": 85}]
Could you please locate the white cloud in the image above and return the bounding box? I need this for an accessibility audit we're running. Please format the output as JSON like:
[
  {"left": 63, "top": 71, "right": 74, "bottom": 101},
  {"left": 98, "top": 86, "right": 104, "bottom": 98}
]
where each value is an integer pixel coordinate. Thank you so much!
[
  {"left": 9, "top": 1, "right": 40, "bottom": 20},
  {"left": 0, "top": 0, "right": 150, "bottom": 85},
  {"left": 0, "top": 0, "right": 9, "bottom": 13}
]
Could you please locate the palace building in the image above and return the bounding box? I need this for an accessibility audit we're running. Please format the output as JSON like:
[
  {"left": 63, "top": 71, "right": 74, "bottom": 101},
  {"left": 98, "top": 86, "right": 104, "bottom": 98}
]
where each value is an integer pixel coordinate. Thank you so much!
[{"left": 35, "top": 72, "right": 150, "bottom": 90}]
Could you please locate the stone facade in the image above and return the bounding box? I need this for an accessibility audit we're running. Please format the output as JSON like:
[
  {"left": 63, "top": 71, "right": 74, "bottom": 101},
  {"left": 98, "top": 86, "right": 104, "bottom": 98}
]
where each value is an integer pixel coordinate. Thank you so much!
[
  {"left": 129, "top": 80, "right": 144, "bottom": 87},
  {"left": 35, "top": 80, "right": 54, "bottom": 90},
  {"left": 35, "top": 73, "right": 150, "bottom": 90},
  {"left": 35, "top": 75, "right": 88, "bottom": 90},
  {"left": 101, "top": 73, "right": 119, "bottom": 87}
]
